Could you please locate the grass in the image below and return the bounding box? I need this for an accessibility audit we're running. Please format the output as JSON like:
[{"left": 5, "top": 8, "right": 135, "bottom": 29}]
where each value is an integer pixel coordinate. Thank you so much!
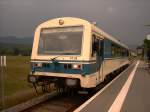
[
  {"left": 0, "top": 56, "right": 43, "bottom": 110},
  {"left": 4, "top": 56, "right": 31, "bottom": 96}
]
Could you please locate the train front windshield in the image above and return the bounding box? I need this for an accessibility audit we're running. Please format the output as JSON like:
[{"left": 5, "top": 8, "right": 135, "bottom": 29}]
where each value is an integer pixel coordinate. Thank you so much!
[{"left": 38, "top": 26, "right": 83, "bottom": 55}]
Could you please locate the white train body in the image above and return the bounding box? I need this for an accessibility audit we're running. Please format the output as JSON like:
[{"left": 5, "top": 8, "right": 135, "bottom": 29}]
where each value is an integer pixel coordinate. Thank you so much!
[{"left": 29, "top": 17, "right": 130, "bottom": 88}]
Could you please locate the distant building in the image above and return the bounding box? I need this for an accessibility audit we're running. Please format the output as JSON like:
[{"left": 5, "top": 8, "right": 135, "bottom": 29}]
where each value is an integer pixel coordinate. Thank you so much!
[{"left": 137, "top": 46, "right": 144, "bottom": 56}]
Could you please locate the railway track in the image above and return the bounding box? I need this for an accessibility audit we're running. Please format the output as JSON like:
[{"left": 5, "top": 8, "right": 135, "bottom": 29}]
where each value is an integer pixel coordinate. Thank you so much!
[{"left": 22, "top": 92, "right": 91, "bottom": 112}]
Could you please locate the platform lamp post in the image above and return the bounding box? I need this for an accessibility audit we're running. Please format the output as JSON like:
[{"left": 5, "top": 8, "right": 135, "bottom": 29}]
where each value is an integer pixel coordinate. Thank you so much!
[{"left": 144, "top": 24, "right": 150, "bottom": 60}]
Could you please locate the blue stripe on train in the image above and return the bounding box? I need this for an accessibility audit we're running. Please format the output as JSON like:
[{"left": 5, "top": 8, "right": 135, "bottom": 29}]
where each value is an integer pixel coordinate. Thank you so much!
[{"left": 32, "top": 61, "right": 101, "bottom": 75}]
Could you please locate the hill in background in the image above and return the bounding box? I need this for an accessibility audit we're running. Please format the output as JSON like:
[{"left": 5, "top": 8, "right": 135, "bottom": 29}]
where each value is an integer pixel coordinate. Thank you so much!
[
  {"left": 0, "top": 36, "right": 33, "bottom": 56},
  {"left": 0, "top": 36, "right": 33, "bottom": 45}
]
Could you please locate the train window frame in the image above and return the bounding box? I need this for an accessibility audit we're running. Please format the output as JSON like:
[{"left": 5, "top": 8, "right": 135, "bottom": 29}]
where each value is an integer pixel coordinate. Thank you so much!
[
  {"left": 37, "top": 25, "right": 85, "bottom": 56},
  {"left": 91, "top": 34, "right": 101, "bottom": 57},
  {"left": 91, "top": 34, "right": 96, "bottom": 56}
]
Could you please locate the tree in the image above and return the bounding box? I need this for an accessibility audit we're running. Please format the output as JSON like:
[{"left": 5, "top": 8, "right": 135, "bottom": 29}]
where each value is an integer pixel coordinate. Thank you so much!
[
  {"left": 144, "top": 39, "right": 150, "bottom": 49},
  {"left": 13, "top": 48, "right": 20, "bottom": 55}
]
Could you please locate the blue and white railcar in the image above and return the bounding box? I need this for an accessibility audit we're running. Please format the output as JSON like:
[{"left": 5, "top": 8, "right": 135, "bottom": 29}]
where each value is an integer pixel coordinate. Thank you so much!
[{"left": 28, "top": 17, "right": 130, "bottom": 89}]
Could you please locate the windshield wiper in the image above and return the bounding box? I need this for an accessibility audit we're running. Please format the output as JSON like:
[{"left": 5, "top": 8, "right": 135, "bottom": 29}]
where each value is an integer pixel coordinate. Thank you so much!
[
  {"left": 50, "top": 55, "right": 61, "bottom": 61},
  {"left": 50, "top": 53, "right": 73, "bottom": 62}
]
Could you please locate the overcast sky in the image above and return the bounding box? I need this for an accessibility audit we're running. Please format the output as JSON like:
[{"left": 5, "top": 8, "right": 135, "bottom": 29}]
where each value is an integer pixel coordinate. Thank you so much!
[{"left": 0, "top": 0, "right": 150, "bottom": 46}]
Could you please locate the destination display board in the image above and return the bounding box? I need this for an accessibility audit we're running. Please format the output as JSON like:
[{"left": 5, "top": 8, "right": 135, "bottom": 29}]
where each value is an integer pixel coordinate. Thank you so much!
[{"left": 41, "top": 26, "right": 83, "bottom": 34}]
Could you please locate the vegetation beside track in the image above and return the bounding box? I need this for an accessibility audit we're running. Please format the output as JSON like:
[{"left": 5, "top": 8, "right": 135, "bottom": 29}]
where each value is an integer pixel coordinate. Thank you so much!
[
  {"left": 4, "top": 56, "right": 31, "bottom": 95},
  {"left": 0, "top": 56, "right": 43, "bottom": 109}
]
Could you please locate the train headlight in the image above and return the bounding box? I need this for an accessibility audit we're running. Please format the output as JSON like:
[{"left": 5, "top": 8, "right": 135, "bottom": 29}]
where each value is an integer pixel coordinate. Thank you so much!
[
  {"left": 72, "top": 64, "right": 82, "bottom": 69},
  {"left": 34, "top": 63, "right": 42, "bottom": 68}
]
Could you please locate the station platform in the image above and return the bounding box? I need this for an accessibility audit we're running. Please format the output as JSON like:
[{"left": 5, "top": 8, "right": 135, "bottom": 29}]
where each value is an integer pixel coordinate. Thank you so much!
[{"left": 74, "top": 61, "right": 150, "bottom": 112}]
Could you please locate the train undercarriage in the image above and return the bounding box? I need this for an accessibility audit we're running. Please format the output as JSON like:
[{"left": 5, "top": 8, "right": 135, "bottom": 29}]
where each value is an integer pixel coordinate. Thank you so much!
[{"left": 28, "top": 63, "right": 129, "bottom": 94}]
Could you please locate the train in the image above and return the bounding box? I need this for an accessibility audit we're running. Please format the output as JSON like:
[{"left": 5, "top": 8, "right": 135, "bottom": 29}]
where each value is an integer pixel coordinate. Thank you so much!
[{"left": 28, "top": 17, "right": 130, "bottom": 92}]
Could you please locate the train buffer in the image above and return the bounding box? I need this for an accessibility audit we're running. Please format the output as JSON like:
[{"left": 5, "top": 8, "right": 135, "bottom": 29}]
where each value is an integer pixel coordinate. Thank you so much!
[{"left": 74, "top": 61, "right": 150, "bottom": 112}]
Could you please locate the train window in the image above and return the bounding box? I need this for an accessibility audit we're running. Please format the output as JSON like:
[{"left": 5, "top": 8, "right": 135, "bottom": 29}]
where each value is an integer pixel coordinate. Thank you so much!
[
  {"left": 111, "top": 43, "right": 121, "bottom": 57},
  {"left": 38, "top": 26, "right": 83, "bottom": 55},
  {"left": 111, "top": 43, "right": 115, "bottom": 57},
  {"left": 117, "top": 46, "right": 121, "bottom": 57},
  {"left": 92, "top": 35, "right": 99, "bottom": 56},
  {"left": 103, "top": 39, "right": 112, "bottom": 58},
  {"left": 111, "top": 43, "right": 120, "bottom": 57}
]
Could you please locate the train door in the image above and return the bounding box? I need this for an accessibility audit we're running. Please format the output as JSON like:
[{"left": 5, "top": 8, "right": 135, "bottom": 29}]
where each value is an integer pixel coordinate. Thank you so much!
[
  {"left": 99, "top": 40, "right": 104, "bottom": 82},
  {"left": 98, "top": 38, "right": 104, "bottom": 83},
  {"left": 92, "top": 35, "right": 104, "bottom": 84}
]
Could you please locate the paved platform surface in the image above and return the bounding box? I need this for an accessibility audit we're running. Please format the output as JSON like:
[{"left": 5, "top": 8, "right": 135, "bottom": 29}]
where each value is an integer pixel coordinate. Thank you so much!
[
  {"left": 121, "top": 61, "right": 150, "bottom": 112},
  {"left": 74, "top": 61, "right": 150, "bottom": 112}
]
